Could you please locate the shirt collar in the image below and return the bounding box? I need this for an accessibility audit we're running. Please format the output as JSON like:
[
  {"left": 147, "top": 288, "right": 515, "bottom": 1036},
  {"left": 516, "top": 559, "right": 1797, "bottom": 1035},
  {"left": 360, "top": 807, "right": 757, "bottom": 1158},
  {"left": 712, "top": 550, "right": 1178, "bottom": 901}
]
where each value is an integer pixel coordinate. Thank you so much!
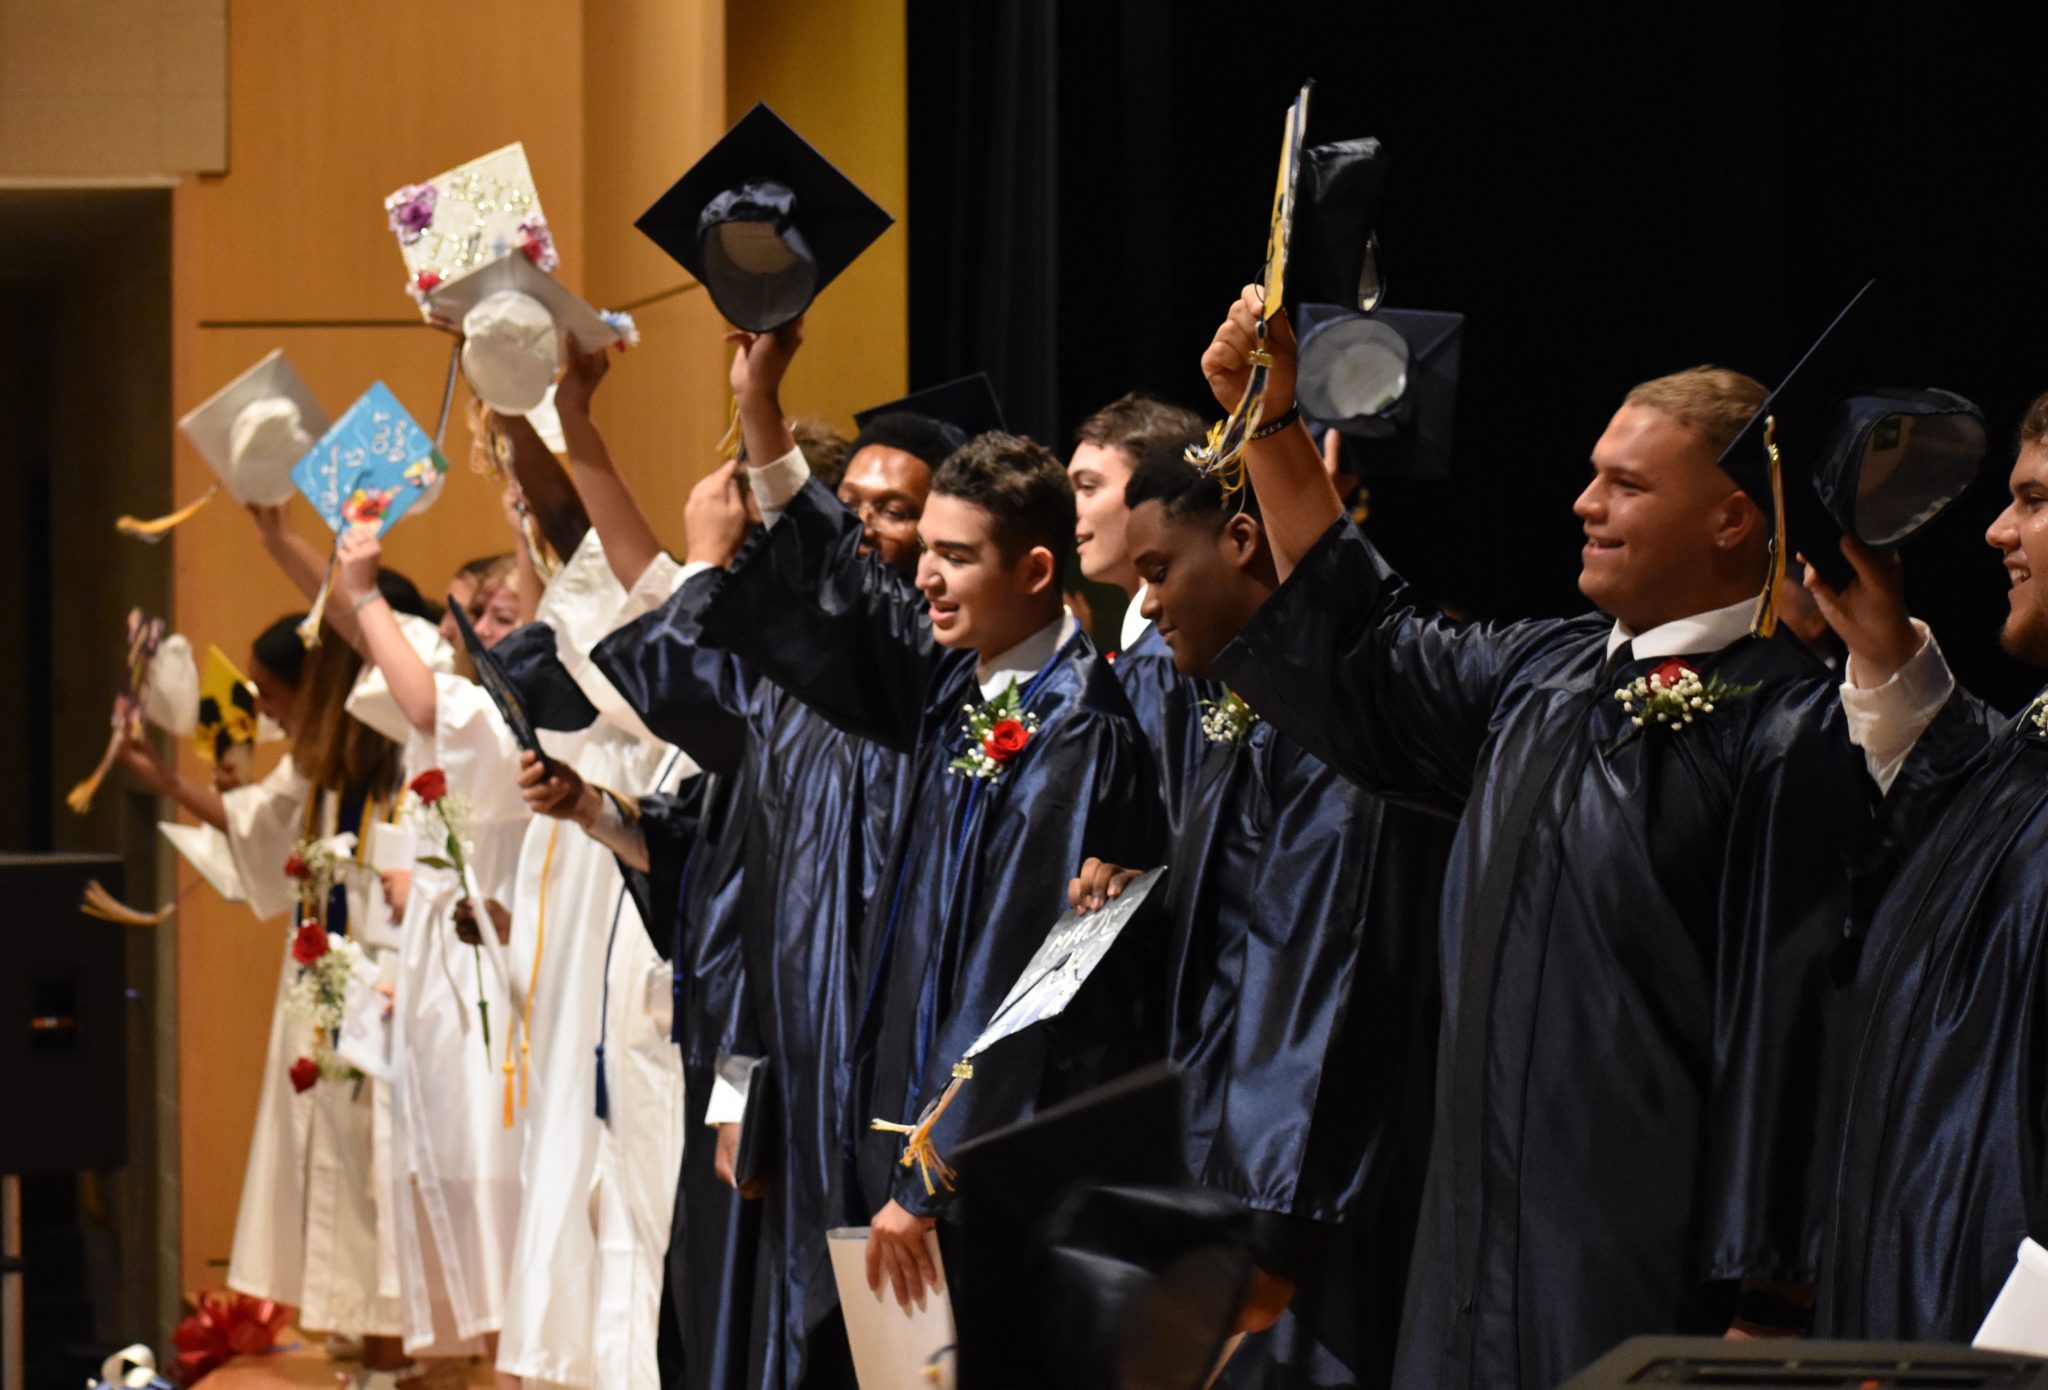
[
  {"left": 1119, "top": 584, "right": 1152, "bottom": 652},
  {"left": 978, "top": 612, "right": 1077, "bottom": 700},
  {"left": 1605, "top": 596, "right": 1755, "bottom": 662}
]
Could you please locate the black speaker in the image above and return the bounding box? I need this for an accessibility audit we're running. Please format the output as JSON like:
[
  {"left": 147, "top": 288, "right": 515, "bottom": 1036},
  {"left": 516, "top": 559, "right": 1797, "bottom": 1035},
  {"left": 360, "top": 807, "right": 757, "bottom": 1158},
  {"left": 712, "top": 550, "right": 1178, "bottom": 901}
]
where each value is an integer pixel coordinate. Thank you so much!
[
  {"left": 0, "top": 853, "right": 130, "bottom": 1173},
  {"left": 1563, "top": 1335, "right": 2048, "bottom": 1388}
]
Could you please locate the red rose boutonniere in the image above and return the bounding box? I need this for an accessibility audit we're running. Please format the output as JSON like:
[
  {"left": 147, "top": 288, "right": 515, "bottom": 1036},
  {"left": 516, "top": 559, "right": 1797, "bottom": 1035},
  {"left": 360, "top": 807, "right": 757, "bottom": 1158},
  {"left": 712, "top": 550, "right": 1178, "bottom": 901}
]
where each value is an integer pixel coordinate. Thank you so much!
[{"left": 949, "top": 680, "right": 1040, "bottom": 782}]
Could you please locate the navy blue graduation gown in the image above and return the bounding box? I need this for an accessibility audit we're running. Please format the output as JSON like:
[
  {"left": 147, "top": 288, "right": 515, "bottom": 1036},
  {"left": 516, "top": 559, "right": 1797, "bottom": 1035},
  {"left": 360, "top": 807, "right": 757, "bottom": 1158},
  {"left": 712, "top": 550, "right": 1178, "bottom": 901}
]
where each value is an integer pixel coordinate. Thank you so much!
[
  {"left": 696, "top": 477, "right": 1166, "bottom": 1222},
  {"left": 636, "top": 768, "right": 760, "bottom": 1390},
  {"left": 599, "top": 561, "right": 914, "bottom": 1390},
  {"left": 1167, "top": 717, "right": 1448, "bottom": 1390},
  {"left": 1115, "top": 619, "right": 1223, "bottom": 838},
  {"left": 1815, "top": 684, "right": 2048, "bottom": 1342},
  {"left": 1212, "top": 519, "right": 1871, "bottom": 1389}
]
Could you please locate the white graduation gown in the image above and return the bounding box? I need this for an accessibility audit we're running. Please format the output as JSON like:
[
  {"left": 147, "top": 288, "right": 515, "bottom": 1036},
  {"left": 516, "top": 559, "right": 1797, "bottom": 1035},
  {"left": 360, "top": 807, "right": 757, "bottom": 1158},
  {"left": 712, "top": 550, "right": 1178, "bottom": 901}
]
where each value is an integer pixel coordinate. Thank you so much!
[
  {"left": 205, "top": 753, "right": 404, "bottom": 1338},
  {"left": 498, "top": 531, "right": 693, "bottom": 1389},
  {"left": 349, "top": 623, "right": 530, "bottom": 1357}
]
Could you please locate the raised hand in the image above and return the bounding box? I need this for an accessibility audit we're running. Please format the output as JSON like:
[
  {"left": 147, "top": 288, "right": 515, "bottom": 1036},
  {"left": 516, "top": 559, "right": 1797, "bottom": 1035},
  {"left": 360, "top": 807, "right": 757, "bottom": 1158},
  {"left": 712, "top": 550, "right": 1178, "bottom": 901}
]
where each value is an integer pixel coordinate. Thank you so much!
[
  {"left": 554, "top": 342, "right": 611, "bottom": 419},
  {"left": 726, "top": 320, "right": 804, "bottom": 406},
  {"left": 1802, "top": 537, "right": 1918, "bottom": 686},
  {"left": 684, "top": 459, "right": 754, "bottom": 569},
  {"left": 334, "top": 527, "right": 383, "bottom": 607},
  {"left": 1200, "top": 283, "right": 1298, "bottom": 415}
]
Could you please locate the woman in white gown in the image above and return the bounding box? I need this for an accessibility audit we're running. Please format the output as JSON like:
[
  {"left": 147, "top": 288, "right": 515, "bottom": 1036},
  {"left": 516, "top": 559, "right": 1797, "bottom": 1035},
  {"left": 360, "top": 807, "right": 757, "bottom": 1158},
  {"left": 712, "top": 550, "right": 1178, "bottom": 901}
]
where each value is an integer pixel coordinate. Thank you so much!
[
  {"left": 336, "top": 544, "right": 531, "bottom": 1372},
  {"left": 127, "top": 610, "right": 413, "bottom": 1381}
]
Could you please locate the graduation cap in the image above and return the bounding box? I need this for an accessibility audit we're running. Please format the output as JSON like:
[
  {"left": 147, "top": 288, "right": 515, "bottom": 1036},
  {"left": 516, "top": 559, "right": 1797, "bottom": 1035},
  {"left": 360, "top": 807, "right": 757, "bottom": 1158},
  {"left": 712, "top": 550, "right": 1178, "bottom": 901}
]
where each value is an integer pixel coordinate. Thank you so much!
[
  {"left": 948, "top": 1063, "right": 1253, "bottom": 1390},
  {"left": 1296, "top": 304, "right": 1464, "bottom": 480},
  {"left": 386, "top": 142, "right": 550, "bottom": 301},
  {"left": 852, "top": 372, "right": 1008, "bottom": 454},
  {"left": 426, "top": 252, "right": 627, "bottom": 414},
  {"left": 637, "top": 102, "right": 895, "bottom": 334},
  {"left": 1717, "top": 281, "right": 1988, "bottom": 623},
  {"left": 290, "top": 382, "right": 451, "bottom": 539},
  {"left": 446, "top": 607, "right": 584, "bottom": 761},
  {"left": 484, "top": 620, "right": 600, "bottom": 735},
  {"left": 122, "top": 352, "right": 331, "bottom": 541},
  {"left": 1290, "top": 137, "right": 1389, "bottom": 314},
  {"left": 1188, "top": 82, "right": 1314, "bottom": 489}
]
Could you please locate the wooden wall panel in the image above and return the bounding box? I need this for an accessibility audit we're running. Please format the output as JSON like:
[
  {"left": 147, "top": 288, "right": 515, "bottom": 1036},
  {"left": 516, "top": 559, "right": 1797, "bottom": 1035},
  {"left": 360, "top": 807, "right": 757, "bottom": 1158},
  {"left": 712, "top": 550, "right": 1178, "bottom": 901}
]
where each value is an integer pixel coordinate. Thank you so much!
[{"left": 725, "top": 0, "right": 908, "bottom": 432}]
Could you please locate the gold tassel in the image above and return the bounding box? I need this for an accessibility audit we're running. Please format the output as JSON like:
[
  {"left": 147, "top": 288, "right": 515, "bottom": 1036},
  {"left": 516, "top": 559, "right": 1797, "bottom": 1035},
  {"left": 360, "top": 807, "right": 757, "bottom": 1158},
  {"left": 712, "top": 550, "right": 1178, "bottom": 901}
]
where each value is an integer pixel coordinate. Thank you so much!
[
  {"left": 502, "top": 1050, "right": 517, "bottom": 1129},
  {"left": 66, "top": 726, "right": 127, "bottom": 815},
  {"left": 79, "top": 880, "right": 174, "bottom": 926},
  {"left": 116, "top": 485, "right": 219, "bottom": 541},
  {"left": 871, "top": 1062, "right": 975, "bottom": 1197},
  {"left": 1750, "top": 415, "right": 1786, "bottom": 639},
  {"left": 297, "top": 550, "right": 338, "bottom": 648},
  {"left": 716, "top": 395, "right": 742, "bottom": 461}
]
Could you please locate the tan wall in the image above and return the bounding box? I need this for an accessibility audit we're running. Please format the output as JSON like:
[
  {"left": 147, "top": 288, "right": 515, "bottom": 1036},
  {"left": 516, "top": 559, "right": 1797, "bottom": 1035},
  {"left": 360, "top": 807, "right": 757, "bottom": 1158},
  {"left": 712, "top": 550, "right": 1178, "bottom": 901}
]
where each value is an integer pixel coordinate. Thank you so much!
[
  {"left": 167, "top": 0, "right": 903, "bottom": 1298},
  {"left": 725, "top": 0, "right": 909, "bottom": 433}
]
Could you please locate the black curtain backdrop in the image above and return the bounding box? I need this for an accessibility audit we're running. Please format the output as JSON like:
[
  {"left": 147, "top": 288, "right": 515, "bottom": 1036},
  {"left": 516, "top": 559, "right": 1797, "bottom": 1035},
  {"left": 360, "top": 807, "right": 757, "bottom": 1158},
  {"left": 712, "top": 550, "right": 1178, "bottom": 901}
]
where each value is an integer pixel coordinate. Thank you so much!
[{"left": 909, "top": 1, "right": 2048, "bottom": 709}]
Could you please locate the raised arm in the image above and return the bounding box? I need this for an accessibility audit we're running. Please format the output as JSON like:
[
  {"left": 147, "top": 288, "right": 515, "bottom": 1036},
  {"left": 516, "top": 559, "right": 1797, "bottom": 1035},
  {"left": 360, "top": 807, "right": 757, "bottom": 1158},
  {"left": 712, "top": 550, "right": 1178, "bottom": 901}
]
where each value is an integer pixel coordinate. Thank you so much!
[
  {"left": 552, "top": 345, "right": 664, "bottom": 593},
  {"left": 1199, "top": 284, "right": 1344, "bottom": 580},
  {"left": 334, "top": 528, "right": 438, "bottom": 734},
  {"left": 495, "top": 409, "right": 590, "bottom": 562},
  {"left": 591, "top": 565, "right": 754, "bottom": 777}
]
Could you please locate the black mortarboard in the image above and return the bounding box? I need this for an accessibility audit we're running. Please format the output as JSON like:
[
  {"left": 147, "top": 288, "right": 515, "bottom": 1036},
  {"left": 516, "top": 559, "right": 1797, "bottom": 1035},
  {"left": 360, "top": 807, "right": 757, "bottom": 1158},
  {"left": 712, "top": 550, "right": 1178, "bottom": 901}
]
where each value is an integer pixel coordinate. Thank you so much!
[
  {"left": 1289, "top": 138, "right": 1388, "bottom": 313},
  {"left": 635, "top": 102, "right": 895, "bottom": 334},
  {"left": 447, "top": 606, "right": 587, "bottom": 760},
  {"left": 487, "top": 621, "right": 600, "bottom": 733},
  {"left": 948, "top": 1064, "right": 1252, "bottom": 1390},
  {"left": 1717, "top": 281, "right": 1987, "bottom": 609},
  {"left": 1296, "top": 304, "right": 1464, "bottom": 480},
  {"left": 852, "top": 372, "right": 1008, "bottom": 453}
]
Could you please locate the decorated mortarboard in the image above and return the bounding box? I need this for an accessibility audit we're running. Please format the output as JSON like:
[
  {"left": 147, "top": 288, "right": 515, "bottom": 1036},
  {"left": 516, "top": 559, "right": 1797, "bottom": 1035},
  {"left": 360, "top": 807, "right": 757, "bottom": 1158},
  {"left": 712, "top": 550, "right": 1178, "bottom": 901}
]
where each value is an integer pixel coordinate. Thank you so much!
[
  {"left": 195, "top": 643, "right": 260, "bottom": 779},
  {"left": 947, "top": 1063, "right": 1253, "bottom": 1390},
  {"left": 636, "top": 102, "right": 895, "bottom": 333},
  {"left": 290, "top": 382, "right": 450, "bottom": 538},
  {"left": 851, "top": 371, "right": 1008, "bottom": 453},
  {"left": 1296, "top": 304, "right": 1464, "bottom": 481},
  {"left": 1716, "top": 280, "right": 1988, "bottom": 629},
  {"left": 386, "top": 142, "right": 552, "bottom": 304},
  {"left": 1187, "top": 82, "right": 1315, "bottom": 490},
  {"left": 122, "top": 351, "right": 331, "bottom": 541},
  {"left": 425, "top": 251, "right": 636, "bottom": 415},
  {"left": 872, "top": 868, "right": 1166, "bottom": 1198}
]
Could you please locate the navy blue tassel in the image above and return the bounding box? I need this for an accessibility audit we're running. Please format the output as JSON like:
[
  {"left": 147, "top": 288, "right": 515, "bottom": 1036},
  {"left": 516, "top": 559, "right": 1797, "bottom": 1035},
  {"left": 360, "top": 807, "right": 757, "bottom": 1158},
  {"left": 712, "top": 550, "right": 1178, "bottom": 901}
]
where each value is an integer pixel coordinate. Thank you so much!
[{"left": 593, "top": 1042, "right": 610, "bottom": 1122}]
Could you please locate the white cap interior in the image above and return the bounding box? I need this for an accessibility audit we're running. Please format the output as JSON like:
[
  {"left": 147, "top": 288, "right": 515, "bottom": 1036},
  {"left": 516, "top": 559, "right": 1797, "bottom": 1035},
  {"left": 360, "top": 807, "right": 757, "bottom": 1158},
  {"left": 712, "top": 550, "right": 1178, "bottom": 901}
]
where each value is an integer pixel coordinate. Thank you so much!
[
  {"left": 460, "top": 289, "right": 560, "bottom": 413},
  {"left": 224, "top": 397, "right": 312, "bottom": 506}
]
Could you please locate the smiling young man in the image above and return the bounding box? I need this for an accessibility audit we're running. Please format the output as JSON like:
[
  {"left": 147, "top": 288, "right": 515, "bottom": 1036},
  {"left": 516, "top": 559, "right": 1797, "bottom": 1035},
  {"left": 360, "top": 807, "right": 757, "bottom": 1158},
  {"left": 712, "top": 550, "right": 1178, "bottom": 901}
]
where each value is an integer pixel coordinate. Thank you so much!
[
  {"left": 1199, "top": 284, "right": 1872, "bottom": 1388},
  {"left": 693, "top": 325, "right": 1162, "bottom": 1320},
  {"left": 1798, "top": 390, "right": 2048, "bottom": 1345},
  {"left": 1068, "top": 393, "right": 1222, "bottom": 835},
  {"left": 590, "top": 387, "right": 954, "bottom": 1390},
  {"left": 1069, "top": 444, "right": 1449, "bottom": 1389}
]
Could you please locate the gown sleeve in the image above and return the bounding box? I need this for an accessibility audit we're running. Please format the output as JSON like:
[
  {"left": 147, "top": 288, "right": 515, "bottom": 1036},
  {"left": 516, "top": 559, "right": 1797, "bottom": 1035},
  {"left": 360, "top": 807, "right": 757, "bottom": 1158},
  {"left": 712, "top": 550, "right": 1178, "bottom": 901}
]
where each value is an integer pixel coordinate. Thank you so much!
[
  {"left": 220, "top": 753, "right": 314, "bottom": 921},
  {"left": 431, "top": 676, "right": 530, "bottom": 830},
  {"left": 591, "top": 565, "right": 754, "bottom": 777},
  {"left": 1211, "top": 516, "right": 1563, "bottom": 818},
  {"left": 697, "top": 476, "right": 958, "bottom": 753}
]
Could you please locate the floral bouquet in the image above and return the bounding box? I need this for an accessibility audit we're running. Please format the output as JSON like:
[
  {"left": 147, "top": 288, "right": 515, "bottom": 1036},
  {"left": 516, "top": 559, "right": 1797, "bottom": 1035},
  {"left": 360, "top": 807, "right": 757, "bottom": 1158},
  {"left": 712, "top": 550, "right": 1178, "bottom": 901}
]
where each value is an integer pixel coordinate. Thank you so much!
[
  {"left": 169, "top": 1290, "right": 289, "bottom": 1384},
  {"left": 283, "top": 833, "right": 364, "bottom": 1090}
]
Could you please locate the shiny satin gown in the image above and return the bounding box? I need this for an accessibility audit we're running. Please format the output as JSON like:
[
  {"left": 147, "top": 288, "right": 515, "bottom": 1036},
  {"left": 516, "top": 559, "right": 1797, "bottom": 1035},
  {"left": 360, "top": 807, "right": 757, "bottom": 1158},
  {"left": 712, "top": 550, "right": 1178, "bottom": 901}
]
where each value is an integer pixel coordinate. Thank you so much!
[
  {"left": 1213, "top": 519, "right": 1871, "bottom": 1389},
  {"left": 695, "top": 478, "right": 1166, "bottom": 1227},
  {"left": 1114, "top": 617, "right": 1222, "bottom": 839},
  {"left": 1817, "top": 685, "right": 2048, "bottom": 1341},
  {"left": 599, "top": 561, "right": 913, "bottom": 1390}
]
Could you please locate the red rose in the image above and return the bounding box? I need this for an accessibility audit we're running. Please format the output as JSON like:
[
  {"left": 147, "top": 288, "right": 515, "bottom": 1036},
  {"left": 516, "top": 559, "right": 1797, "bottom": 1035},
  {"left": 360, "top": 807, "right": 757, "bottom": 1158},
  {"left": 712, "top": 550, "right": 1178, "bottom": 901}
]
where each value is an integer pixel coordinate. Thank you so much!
[
  {"left": 413, "top": 270, "right": 442, "bottom": 294},
  {"left": 1651, "top": 658, "right": 1696, "bottom": 688},
  {"left": 291, "top": 921, "right": 328, "bottom": 965},
  {"left": 289, "top": 1057, "right": 320, "bottom": 1093},
  {"left": 410, "top": 768, "right": 448, "bottom": 804},
  {"left": 284, "top": 852, "right": 310, "bottom": 880},
  {"left": 984, "top": 719, "right": 1031, "bottom": 763}
]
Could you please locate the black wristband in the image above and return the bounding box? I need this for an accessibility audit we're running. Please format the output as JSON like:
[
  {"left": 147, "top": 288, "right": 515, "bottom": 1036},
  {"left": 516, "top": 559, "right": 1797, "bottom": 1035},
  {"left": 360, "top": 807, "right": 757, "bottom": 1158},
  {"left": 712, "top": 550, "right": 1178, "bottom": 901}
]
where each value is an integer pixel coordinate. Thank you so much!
[{"left": 1249, "top": 403, "right": 1301, "bottom": 441}]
